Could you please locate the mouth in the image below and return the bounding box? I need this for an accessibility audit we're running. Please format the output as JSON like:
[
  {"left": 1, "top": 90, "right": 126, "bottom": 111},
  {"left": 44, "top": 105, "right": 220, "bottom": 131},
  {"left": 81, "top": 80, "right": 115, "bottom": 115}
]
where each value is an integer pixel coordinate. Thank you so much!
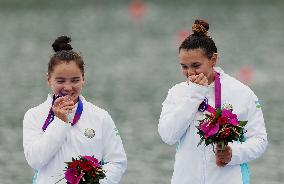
[{"left": 59, "top": 92, "right": 75, "bottom": 97}]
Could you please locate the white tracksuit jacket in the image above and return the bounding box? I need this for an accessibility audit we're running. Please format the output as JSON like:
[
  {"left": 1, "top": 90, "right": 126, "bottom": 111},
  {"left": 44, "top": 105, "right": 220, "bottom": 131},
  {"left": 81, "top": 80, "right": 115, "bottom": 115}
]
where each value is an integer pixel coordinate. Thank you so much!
[
  {"left": 158, "top": 67, "right": 268, "bottom": 184},
  {"left": 23, "top": 95, "right": 127, "bottom": 184}
]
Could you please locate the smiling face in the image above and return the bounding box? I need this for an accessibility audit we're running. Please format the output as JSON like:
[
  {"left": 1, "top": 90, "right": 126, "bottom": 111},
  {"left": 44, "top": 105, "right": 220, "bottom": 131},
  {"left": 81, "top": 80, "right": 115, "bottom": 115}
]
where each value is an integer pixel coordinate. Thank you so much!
[
  {"left": 47, "top": 61, "right": 84, "bottom": 103},
  {"left": 179, "top": 48, "right": 217, "bottom": 84}
]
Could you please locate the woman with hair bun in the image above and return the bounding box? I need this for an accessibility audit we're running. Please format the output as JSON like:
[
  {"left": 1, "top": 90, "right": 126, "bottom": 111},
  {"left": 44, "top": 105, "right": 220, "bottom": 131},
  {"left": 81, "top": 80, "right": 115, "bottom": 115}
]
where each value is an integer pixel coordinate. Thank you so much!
[
  {"left": 23, "top": 36, "right": 127, "bottom": 184},
  {"left": 158, "top": 19, "right": 268, "bottom": 184}
]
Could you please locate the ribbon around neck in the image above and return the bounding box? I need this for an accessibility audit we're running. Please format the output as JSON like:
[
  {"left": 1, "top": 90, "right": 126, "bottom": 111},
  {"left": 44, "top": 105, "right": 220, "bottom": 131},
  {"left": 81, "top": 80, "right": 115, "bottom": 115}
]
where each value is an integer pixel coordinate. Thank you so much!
[{"left": 198, "top": 72, "right": 221, "bottom": 112}]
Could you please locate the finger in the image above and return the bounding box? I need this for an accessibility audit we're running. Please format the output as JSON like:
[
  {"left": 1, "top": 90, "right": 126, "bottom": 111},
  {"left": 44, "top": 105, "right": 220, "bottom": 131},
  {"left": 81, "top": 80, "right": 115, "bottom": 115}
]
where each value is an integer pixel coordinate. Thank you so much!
[
  {"left": 54, "top": 95, "right": 73, "bottom": 107},
  {"left": 198, "top": 73, "right": 205, "bottom": 77},
  {"left": 217, "top": 150, "right": 231, "bottom": 159},
  {"left": 62, "top": 100, "right": 75, "bottom": 107},
  {"left": 56, "top": 100, "right": 75, "bottom": 109},
  {"left": 216, "top": 158, "right": 227, "bottom": 167},
  {"left": 216, "top": 146, "right": 231, "bottom": 155},
  {"left": 62, "top": 105, "right": 76, "bottom": 112},
  {"left": 199, "top": 77, "right": 208, "bottom": 86},
  {"left": 52, "top": 106, "right": 74, "bottom": 118},
  {"left": 216, "top": 144, "right": 227, "bottom": 151},
  {"left": 215, "top": 146, "right": 224, "bottom": 152},
  {"left": 216, "top": 153, "right": 225, "bottom": 159},
  {"left": 217, "top": 156, "right": 229, "bottom": 164},
  {"left": 193, "top": 74, "right": 205, "bottom": 84},
  {"left": 220, "top": 157, "right": 229, "bottom": 164},
  {"left": 188, "top": 75, "right": 198, "bottom": 82},
  {"left": 64, "top": 95, "right": 73, "bottom": 102},
  {"left": 216, "top": 148, "right": 224, "bottom": 153},
  {"left": 52, "top": 108, "right": 69, "bottom": 119},
  {"left": 53, "top": 96, "right": 66, "bottom": 106}
]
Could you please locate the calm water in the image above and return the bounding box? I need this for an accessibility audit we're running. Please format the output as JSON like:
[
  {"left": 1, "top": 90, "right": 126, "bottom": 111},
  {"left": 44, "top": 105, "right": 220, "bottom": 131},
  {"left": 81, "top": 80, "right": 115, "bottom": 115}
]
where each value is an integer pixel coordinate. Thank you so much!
[{"left": 0, "top": 0, "right": 283, "bottom": 183}]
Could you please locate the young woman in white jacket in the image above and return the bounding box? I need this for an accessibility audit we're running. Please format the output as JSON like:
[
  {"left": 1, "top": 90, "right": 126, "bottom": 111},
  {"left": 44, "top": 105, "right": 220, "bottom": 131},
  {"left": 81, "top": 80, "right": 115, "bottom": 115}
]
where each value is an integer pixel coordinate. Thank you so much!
[
  {"left": 23, "top": 36, "right": 127, "bottom": 184},
  {"left": 158, "top": 19, "right": 268, "bottom": 184}
]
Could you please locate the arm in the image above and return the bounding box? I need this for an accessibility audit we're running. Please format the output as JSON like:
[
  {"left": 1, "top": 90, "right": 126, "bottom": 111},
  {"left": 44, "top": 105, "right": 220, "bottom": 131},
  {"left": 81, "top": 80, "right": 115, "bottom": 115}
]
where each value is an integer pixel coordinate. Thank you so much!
[
  {"left": 100, "top": 112, "right": 127, "bottom": 184},
  {"left": 23, "top": 109, "right": 71, "bottom": 170},
  {"left": 228, "top": 93, "right": 268, "bottom": 165},
  {"left": 158, "top": 83, "right": 209, "bottom": 145}
]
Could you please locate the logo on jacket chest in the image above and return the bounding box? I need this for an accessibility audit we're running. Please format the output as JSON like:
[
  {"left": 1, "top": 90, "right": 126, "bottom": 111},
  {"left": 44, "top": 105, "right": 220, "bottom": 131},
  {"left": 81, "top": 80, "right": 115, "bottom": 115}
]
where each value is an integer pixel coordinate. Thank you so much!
[{"left": 84, "top": 128, "right": 96, "bottom": 139}]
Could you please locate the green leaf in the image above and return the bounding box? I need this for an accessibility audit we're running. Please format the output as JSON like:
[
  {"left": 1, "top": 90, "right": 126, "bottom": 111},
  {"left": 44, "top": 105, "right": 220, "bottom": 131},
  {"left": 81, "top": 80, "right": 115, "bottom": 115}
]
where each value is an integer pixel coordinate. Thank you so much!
[
  {"left": 239, "top": 121, "right": 248, "bottom": 127},
  {"left": 197, "top": 138, "right": 204, "bottom": 146},
  {"left": 216, "top": 108, "right": 222, "bottom": 119}
]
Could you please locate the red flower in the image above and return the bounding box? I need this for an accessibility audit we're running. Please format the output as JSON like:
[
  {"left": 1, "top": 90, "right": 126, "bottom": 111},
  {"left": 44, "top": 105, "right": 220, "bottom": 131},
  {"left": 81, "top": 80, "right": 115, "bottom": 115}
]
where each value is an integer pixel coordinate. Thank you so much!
[
  {"left": 220, "top": 128, "right": 231, "bottom": 138},
  {"left": 60, "top": 155, "right": 106, "bottom": 184},
  {"left": 217, "top": 116, "right": 228, "bottom": 125},
  {"left": 89, "top": 170, "right": 97, "bottom": 177},
  {"left": 79, "top": 161, "right": 93, "bottom": 172},
  {"left": 82, "top": 156, "right": 100, "bottom": 168},
  {"left": 69, "top": 160, "right": 81, "bottom": 169}
]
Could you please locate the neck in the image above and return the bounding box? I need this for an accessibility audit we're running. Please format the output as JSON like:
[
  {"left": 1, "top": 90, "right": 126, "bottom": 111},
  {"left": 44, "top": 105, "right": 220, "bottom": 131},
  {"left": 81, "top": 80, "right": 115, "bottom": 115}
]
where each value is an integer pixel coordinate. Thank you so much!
[{"left": 207, "top": 71, "right": 215, "bottom": 85}]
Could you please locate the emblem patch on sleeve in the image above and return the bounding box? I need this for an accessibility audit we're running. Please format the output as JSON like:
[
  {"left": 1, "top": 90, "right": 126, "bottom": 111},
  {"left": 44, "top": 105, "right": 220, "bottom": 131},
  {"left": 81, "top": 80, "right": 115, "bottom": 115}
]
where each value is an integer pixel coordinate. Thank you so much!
[
  {"left": 114, "top": 128, "right": 120, "bottom": 136},
  {"left": 255, "top": 100, "right": 261, "bottom": 109}
]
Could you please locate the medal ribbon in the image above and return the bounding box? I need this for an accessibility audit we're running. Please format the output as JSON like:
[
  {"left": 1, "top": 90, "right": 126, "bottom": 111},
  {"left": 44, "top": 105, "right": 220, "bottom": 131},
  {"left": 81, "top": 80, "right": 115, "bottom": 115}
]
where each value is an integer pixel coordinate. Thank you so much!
[{"left": 198, "top": 72, "right": 221, "bottom": 113}]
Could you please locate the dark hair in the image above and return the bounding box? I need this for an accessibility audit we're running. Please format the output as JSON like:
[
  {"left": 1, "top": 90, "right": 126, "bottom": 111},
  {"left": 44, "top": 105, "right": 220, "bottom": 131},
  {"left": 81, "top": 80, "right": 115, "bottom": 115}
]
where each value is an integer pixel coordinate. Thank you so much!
[
  {"left": 179, "top": 19, "right": 217, "bottom": 59},
  {"left": 48, "top": 36, "right": 85, "bottom": 78}
]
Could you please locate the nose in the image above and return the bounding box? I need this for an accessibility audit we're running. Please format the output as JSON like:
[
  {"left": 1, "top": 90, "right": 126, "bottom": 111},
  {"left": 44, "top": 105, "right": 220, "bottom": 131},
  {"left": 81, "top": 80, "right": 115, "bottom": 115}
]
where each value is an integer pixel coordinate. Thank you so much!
[
  {"left": 186, "top": 68, "right": 196, "bottom": 77},
  {"left": 63, "top": 83, "right": 73, "bottom": 92}
]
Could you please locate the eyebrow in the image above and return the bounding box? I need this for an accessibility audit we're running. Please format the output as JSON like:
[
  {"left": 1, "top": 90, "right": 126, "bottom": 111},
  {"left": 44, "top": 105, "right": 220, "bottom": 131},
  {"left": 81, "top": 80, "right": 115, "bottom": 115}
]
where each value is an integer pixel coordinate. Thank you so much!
[
  {"left": 55, "top": 77, "right": 65, "bottom": 80},
  {"left": 71, "top": 77, "right": 81, "bottom": 80},
  {"left": 55, "top": 77, "right": 81, "bottom": 80},
  {"left": 191, "top": 62, "right": 201, "bottom": 66},
  {"left": 180, "top": 62, "right": 200, "bottom": 66}
]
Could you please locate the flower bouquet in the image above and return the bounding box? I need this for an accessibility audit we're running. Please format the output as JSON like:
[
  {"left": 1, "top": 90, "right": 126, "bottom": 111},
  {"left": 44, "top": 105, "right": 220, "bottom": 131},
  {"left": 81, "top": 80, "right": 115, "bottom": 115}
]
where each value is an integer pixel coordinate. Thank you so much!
[
  {"left": 56, "top": 155, "right": 106, "bottom": 184},
  {"left": 196, "top": 104, "right": 247, "bottom": 149}
]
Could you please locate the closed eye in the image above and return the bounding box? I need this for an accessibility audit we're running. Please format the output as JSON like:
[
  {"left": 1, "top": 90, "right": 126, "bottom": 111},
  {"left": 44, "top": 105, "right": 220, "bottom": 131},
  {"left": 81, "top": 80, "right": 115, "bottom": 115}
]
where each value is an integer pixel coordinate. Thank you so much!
[
  {"left": 180, "top": 64, "right": 188, "bottom": 69},
  {"left": 71, "top": 79, "right": 80, "bottom": 83},
  {"left": 191, "top": 63, "right": 201, "bottom": 68},
  {"left": 71, "top": 77, "right": 81, "bottom": 83},
  {"left": 56, "top": 80, "right": 64, "bottom": 84}
]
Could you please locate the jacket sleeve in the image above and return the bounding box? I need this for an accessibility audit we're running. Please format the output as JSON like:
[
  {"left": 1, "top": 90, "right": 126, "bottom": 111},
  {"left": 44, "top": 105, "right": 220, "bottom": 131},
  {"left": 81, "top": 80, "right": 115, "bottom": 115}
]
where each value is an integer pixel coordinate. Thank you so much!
[
  {"left": 158, "top": 83, "right": 209, "bottom": 145},
  {"left": 99, "top": 112, "right": 127, "bottom": 184},
  {"left": 228, "top": 92, "right": 268, "bottom": 165},
  {"left": 23, "top": 109, "right": 71, "bottom": 170}
]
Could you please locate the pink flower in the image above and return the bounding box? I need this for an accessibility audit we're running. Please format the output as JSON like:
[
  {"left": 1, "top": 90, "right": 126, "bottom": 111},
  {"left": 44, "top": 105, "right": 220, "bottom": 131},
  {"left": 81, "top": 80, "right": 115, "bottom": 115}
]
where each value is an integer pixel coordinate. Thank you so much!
[
  {"left": 200, "top": 122, "right": 219, "bottom": 138},
  {"left": 65, "top": 168, "right": 82, "bottom": 184},
  {"left": 221, "top": 109, "right": 238, "bottom": 126},
  {"left": 82, "top": 156, "right": 100, "bottom": 167}
]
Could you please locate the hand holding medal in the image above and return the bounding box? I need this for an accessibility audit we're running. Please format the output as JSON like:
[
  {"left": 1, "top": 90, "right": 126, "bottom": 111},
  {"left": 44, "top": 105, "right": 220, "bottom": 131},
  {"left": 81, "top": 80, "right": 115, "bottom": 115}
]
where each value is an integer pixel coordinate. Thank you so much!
[{"left": 52, "top": 94, "right": 75, "bottom": 123}]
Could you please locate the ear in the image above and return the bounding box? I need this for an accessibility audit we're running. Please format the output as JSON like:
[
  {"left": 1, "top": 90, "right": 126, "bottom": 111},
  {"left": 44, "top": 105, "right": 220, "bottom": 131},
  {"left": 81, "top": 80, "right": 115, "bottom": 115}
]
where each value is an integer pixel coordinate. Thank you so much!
[
  {"left": 82, "top": 78, "right": 85, "bottom": 87},
  {"left": 210, "top": 53, "right": 218, "bottom": 67},
  {"left": 46, "top": 73, "right": 51, "bottom": 86}
]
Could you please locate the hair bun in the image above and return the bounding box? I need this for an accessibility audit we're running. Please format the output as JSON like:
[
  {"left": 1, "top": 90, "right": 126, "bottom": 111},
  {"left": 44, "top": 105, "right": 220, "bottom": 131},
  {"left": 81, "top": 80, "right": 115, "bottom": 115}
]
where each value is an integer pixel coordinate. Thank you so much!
[
  {"left": 52, "top": 35, "right": 73, "bottom": 52},
  {"left": 192, "top": 19, "right": 209, "bottom": 36}
]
